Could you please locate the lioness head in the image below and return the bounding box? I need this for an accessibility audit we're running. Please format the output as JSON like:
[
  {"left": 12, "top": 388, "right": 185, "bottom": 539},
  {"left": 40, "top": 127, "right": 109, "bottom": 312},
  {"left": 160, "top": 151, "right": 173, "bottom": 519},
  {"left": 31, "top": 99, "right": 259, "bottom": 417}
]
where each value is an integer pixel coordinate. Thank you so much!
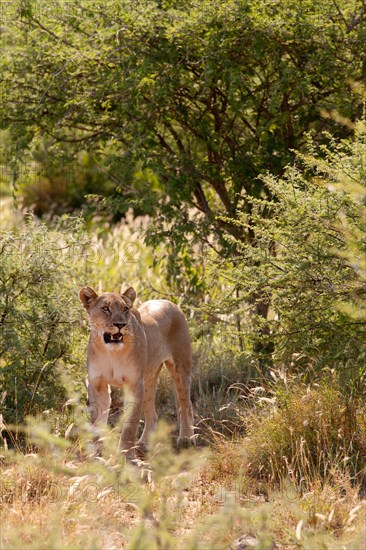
[{"left": 79, "top": 286, "right": 136, "bottom": 344}]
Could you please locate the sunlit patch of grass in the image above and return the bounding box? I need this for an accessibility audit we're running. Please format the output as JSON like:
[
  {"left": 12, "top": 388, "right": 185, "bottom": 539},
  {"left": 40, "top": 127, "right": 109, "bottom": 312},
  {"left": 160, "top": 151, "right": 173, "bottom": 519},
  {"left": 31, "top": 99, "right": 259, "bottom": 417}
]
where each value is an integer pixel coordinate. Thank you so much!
[
  {"left": 1, "top": 415, "right": 366, "bottom": 550},
  {"left": 1, "top": 470, "right": 120, "bottom": 549},
  {"left": 229, "top": 485, "right": 366, "bottom": 550},
  {"left": 200, "top": 371, "right": 366, "bottom": 548},
  {"left": 300, "top": 474, "right": 364, "bottom": 537},
  {"left": 1, "top": 423, "right": 212, "bottom": 550},
  {"left": 238, "top": 372, "right": 366, "bottom": 491},
  {"left": 1, "top": 462, "right": 62, "bottom": 505},
  {"left": 206, "top": 438, "right": 244, "bottom": 483}
]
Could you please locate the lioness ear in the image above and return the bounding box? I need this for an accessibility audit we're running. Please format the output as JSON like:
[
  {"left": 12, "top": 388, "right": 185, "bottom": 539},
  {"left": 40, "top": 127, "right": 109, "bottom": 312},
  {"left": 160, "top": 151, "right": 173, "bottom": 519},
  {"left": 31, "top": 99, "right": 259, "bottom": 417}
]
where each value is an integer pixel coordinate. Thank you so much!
[
  {"left": 122, "top": 287, "right": 136, "bottom": 307},
  {"left": 79, "top": 286, "right": 98, "bottom": 310}
]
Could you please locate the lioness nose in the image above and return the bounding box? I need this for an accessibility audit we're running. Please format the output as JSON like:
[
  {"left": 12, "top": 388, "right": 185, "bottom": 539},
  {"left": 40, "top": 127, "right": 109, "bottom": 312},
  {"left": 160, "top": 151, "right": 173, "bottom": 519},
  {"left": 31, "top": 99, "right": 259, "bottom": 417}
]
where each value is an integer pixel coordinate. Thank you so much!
[{"left": 113, "top": 322, "right": 126, "bottom": 330}]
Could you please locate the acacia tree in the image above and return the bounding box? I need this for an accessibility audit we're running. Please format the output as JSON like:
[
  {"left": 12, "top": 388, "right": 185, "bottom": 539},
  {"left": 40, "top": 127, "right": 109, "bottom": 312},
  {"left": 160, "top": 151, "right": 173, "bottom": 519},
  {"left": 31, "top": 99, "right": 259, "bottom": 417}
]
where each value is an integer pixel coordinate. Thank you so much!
[{"left": 1, "top": 0, "right": 366, "bottom": 293}]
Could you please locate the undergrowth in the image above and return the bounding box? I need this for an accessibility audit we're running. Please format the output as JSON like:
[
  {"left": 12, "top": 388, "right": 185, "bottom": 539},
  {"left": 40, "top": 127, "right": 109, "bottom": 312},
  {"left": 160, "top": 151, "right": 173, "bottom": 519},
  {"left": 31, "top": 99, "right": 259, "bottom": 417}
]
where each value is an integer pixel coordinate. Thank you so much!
[{"left": 209, "top": 370, "right": 366, "bottom": 497}]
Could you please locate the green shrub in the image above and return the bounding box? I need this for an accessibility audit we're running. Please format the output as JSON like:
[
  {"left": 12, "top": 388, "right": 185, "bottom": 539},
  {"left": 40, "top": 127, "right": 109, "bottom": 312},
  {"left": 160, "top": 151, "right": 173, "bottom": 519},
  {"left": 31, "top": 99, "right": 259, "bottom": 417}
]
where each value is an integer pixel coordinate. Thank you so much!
[
  {"left": 0, "top": 217, "right": 87, "bottom": 430},
  {"left": 221, "top": 122, "right": 366, "bottom": 381}
]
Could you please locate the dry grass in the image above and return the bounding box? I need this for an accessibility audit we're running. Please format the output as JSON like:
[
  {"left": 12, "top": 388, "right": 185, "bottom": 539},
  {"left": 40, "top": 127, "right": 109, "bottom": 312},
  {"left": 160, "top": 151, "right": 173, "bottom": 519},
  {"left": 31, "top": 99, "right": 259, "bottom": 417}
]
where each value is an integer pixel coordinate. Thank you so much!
[
  {"left": 1, "top": 425, "right": 366, "bottom": 550},
  {"left": 1, "top": 462, "right": 138, "bottom": 549},
  {"left": 0, "top": 454, "right": 219, "bottom": 550},
  {"left": 236, "top": 374, "right": 366, "bottom": 491}
]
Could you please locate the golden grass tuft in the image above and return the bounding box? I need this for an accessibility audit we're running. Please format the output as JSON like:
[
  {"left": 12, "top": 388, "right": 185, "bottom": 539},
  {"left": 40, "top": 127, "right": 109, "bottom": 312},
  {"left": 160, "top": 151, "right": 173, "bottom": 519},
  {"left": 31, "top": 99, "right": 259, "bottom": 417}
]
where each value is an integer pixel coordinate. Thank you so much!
[{"left": 240, "top": 375, "right": 366, "bottom": 490}]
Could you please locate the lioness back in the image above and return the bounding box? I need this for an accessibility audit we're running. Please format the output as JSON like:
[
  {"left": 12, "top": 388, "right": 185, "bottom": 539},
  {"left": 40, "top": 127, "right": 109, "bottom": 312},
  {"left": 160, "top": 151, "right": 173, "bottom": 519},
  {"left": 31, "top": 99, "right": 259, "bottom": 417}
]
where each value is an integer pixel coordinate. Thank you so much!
[{"left": 138, "top": 300, "right": 192, "bottom": 364}]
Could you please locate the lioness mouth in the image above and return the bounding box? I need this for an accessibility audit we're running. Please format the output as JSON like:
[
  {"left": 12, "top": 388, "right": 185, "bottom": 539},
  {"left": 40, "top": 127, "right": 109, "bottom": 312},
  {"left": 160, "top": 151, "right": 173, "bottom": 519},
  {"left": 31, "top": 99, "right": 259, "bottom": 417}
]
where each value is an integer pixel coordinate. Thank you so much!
[{"left": 103, "top": 332, "right": 123, "bottom": 344}]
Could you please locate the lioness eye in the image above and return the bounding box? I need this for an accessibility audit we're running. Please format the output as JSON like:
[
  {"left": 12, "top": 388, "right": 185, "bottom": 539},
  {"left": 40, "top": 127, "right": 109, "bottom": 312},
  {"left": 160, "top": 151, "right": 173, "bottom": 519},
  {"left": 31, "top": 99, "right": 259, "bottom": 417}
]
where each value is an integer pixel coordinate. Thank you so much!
[
  {"left": 123, "top": 307, "right": 129, "bottom": 313},
  {"left": 101, "top": 306, "right": 110, "bottom": 312}
]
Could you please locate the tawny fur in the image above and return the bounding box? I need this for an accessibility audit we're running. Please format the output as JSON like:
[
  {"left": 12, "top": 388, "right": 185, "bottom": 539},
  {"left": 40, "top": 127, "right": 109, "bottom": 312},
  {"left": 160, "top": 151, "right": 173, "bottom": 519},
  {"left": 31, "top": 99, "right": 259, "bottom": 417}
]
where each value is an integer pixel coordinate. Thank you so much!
[{"left": 79, "top": 286, "right": 194, "bottom": 459}]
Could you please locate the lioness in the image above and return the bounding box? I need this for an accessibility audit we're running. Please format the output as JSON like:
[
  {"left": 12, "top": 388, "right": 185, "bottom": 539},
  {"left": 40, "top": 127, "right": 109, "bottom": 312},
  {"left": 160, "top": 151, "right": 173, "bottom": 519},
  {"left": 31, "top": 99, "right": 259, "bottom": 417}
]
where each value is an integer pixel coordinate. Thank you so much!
[{"left": 79, "top": 286, "right": 194, "bottom": 459}]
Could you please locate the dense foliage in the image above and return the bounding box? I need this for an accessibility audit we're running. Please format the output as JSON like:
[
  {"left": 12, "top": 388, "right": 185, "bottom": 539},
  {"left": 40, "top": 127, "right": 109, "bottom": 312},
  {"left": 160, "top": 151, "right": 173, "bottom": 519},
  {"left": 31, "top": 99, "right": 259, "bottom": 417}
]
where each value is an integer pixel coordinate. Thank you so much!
[
  {"left": 0, "top": 219, "right": 87, "bottom": 426},
  {"left": 219, "top": 124, "right": 366, "bottom": 379},
  {"left": 1, "top": 0, "right": 366, "bottom": 253}
]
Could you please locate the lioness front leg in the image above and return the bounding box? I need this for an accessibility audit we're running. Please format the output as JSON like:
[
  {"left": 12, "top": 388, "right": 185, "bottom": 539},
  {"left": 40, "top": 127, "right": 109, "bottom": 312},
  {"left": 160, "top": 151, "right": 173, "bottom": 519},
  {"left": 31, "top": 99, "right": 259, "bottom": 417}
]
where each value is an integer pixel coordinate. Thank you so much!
[
  {"left": 88, "top": 378, "right": 111, "bottom": 454},
  {"left": 120, "top": 380, "right": 144, "bottom": 460}
]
